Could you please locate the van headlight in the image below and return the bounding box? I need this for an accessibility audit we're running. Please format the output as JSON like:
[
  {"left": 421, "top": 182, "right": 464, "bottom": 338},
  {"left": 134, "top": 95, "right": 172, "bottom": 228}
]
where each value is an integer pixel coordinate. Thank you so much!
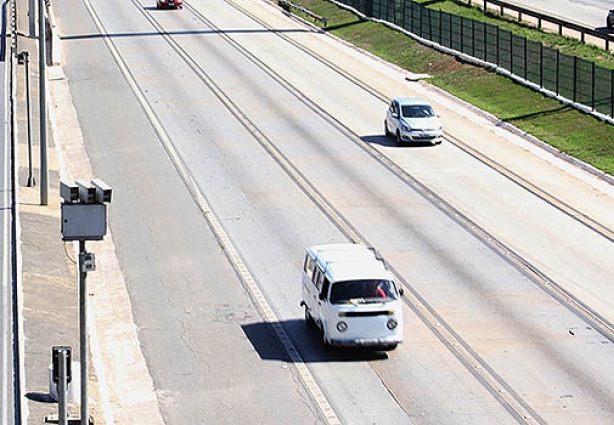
[
  {"left": 337, "top": 321, "right": 348, "bottom": 332},
  {"left": 387, "top": 318, "right": 398, "bottom": 330}
]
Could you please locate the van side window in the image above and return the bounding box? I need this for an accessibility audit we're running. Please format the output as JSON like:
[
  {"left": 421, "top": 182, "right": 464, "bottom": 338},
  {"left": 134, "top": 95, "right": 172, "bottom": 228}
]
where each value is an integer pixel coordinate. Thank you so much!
[
  {"left": 304, "top": 255, "right": 315, "bottom": 281},
  {"left": 313, "top": 268, "right": 323, "bottom": 290},
  {"left": 320, "top": 278, "right": 330, "bottom": 300}
]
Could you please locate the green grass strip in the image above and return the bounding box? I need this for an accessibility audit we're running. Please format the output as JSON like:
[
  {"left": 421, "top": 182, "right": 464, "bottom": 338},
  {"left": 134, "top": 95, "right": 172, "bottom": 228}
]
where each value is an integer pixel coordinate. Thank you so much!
[
  {"left": 415, "top": 0, "right": 614, "bottom": 70},
  {"left": 289, "top": 0, "right": 614, "bottom": 176}
]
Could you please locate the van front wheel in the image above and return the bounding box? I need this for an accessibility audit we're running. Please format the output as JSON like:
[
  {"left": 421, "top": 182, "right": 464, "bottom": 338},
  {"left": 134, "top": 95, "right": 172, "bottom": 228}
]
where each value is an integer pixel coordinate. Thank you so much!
[
  {"left": 381, "top": 343, "right": 398, "bottom": 351},
  {"left": 322, "top": 333, "right": 333, "bottom": 351},
  {"left": 304, "top": 306, "right": 316, "bottom": 328}
]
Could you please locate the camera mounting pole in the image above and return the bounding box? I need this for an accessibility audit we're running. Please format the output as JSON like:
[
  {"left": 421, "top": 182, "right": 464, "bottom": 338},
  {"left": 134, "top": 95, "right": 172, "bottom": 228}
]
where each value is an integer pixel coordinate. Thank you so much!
[{"left": 60, "top": 179, "right": 112, "bottom": 425}]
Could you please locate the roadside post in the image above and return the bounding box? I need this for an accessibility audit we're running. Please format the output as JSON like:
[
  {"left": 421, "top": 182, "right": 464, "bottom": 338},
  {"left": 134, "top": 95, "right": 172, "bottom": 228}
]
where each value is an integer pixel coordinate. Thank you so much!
[
  {"left": 17, "top": 51, "right": 35, "bottom": 187},
  {"left": 60, "top": 179, "right": 113, "bottom": 425},
  {"left": 52, "top": 346, "right": 72, "bottom": 425},
  {"left": 38, "top": 0, "right": 48, "bottom": 204}
]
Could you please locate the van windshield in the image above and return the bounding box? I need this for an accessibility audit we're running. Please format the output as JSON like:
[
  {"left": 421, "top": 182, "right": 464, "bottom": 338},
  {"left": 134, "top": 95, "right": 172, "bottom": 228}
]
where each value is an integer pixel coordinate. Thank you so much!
[{"left": 329, "top": 280, "right": 397, "bottom": 304}]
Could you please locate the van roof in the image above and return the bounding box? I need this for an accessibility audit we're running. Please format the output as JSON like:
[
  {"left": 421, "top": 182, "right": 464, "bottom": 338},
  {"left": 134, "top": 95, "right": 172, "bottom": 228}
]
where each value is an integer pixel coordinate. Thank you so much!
[
  {"left": 309, "top": 243, "right": 377, "bottom": 264},
  {"left": 325, "top": 260, "right": 392, "bottom": 282},
  {"left": 306, "top": 243, "right": 392, "bottom": 281}
]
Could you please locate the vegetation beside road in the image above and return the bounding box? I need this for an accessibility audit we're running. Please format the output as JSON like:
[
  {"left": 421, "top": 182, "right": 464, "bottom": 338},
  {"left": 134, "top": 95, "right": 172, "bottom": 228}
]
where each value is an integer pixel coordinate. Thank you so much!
[
  {"left": 414, "top": 0, "right": 614, "bottom": 70},
  {"left": 288, "top": 0, "right": 614, "bottom": 176}
]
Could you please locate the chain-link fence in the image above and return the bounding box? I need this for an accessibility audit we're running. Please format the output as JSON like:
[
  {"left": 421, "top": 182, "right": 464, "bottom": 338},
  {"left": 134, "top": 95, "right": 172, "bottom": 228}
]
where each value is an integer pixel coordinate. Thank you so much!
[{"left": 339, "top": 0, "right": 614, "bottom": 118}]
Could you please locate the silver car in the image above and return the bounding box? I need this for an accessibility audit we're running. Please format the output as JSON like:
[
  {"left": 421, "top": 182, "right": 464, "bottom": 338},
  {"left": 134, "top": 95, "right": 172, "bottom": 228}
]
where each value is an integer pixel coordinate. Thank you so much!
[{"left": 385, "top": 97, "right": 443, "bottom": 145}]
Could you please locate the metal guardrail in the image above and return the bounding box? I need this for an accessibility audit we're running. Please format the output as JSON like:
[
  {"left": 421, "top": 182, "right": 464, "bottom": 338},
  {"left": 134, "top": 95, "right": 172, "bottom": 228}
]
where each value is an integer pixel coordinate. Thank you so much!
[
  {"left": 323, "top": 0, "right": 614, "bottom": 124},
  {"left": 461, "top": 0, "right": 614, "bottom": 51}
]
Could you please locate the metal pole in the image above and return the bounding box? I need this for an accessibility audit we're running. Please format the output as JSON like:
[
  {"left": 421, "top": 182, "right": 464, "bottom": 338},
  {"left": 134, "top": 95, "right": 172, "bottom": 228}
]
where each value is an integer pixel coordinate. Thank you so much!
[
  {"left": 58, "top": 348, "right": 68, "bottom": 425},
  {"left": 38, "top": 0, "right": 48, "bottom": 205},
  {"left": 29, "top": 0, "right": 35, "bottom": 36},
  {"left": 24, "top": 52, "right": 35, "bottom": 187},
  {"left": 79, "top": 241, "right": 89, "bottom": 425}
]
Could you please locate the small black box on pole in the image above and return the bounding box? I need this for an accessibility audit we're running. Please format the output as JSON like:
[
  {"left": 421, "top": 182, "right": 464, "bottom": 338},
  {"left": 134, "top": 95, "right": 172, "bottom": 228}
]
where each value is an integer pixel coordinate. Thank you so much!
[{"left": 52, "top": 346, "right": 72, "bottom": 384}]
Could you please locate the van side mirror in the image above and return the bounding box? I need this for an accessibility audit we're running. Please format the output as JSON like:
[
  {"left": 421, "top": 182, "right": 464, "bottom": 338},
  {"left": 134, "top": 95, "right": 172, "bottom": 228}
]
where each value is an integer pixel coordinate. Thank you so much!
[
  {"left": 319, "top": 292, "right": 327, "bottom": 301},
  {"left": 399, "top": 288, "right": 405, "bottom": 296}
]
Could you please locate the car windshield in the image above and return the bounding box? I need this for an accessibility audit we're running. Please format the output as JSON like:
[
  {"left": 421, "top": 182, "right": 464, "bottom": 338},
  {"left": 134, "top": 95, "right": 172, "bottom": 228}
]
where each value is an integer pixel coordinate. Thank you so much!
[
  {"left": 329, "top": 279, "right": 397, "bottom": 304},
  {"left": 401, "top": 105, "right": 435, "bottom": 118}
]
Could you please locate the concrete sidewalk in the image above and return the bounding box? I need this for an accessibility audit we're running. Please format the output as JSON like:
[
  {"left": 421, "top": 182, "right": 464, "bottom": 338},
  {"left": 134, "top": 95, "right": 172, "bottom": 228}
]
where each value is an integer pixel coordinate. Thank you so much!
[
  {"left": 14, "top": 0, "right": 104, "bottom": 423},
  {"left": 15, "top": 0, "right": 165, "bottom": 422}
]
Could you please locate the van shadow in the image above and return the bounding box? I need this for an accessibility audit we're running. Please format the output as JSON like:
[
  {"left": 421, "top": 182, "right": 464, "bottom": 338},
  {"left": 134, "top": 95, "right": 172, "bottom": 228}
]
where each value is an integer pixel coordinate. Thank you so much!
[{"left": 242, "top": 319, "right": 390, "bottom": 363}]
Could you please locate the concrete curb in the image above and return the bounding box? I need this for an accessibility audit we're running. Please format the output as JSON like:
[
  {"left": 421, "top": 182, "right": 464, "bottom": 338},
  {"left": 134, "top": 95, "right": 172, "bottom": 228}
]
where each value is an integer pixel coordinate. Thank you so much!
[{"left": 47, "top": 4, "right": 62, "bottom": 66}]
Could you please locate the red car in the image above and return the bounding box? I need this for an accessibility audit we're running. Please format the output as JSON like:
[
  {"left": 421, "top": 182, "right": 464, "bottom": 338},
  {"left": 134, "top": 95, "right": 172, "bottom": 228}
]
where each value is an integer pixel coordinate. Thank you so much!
[{"left": 156, "top": 0, "right": 182, "bottom": 9}]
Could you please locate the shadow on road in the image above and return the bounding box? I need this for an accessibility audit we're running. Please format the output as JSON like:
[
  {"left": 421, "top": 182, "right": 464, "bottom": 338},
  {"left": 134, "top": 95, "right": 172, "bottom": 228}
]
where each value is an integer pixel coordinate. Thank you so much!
[
  {"left": 25, "top": 392, "right": 55, "bottom": 403},
  {"left": 362, "top": 134, "right": 440, "bottom": 148},
  {"left": 242, "top": 319, "right": 390, "bottom": 363}
]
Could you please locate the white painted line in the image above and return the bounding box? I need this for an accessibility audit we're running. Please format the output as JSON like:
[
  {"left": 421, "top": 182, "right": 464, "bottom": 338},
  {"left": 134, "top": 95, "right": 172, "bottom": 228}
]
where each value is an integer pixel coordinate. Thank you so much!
[
  {"left": 66, "top": 0, "right": 341, "bottom": 422},
  {"left": 191, "top": 178, "right": 342, "bottom": 425}
]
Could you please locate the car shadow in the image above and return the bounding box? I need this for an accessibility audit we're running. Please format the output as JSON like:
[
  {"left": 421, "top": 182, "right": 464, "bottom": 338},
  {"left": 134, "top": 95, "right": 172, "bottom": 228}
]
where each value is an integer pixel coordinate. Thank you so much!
[
  {"left": 242, "top": 319, "right": 391, "bottom": 363},
  {"left": 362, "top": 134, "right": 396, "bottom": 147},
  {"left": 362, "top": 134, "right": 439, "bottom": 148},
  {"left": 145, "top": 6, "right": 182, "bottom": 11}
]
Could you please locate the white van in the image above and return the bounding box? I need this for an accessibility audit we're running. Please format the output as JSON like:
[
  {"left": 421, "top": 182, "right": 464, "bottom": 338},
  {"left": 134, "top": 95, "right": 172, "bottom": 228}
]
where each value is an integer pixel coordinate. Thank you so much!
[{"left": 300, "top": 243, "right": 404, "bottom": 350}]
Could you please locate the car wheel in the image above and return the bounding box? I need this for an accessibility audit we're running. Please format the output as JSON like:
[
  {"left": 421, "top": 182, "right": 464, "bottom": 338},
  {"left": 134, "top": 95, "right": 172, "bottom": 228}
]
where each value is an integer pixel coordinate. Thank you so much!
[
  {"left": 384, "top": 120, "right": 391, "bottom": 138},
  {"left": 395, "top": 131, "right": 402, "bottom": 146}
]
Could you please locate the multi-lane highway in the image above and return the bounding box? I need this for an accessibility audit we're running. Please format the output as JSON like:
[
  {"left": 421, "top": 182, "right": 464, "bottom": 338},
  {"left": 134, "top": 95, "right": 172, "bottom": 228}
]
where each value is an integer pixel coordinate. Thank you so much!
[
  {"left": 495, "top": 0, "right": 611, "bottom": 28},
  {"left": 17, "top": 0, "right": 614, "bottom": 423}
]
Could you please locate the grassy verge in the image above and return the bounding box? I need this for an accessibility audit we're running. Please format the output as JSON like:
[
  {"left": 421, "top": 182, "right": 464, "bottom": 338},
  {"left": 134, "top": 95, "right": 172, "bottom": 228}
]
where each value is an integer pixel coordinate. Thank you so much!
[
  {"left": 289, "top": 0, "right": 614, "bottom": 176},
  {"left": 414, "top": 0, "right": 614, "bottom": 70}
]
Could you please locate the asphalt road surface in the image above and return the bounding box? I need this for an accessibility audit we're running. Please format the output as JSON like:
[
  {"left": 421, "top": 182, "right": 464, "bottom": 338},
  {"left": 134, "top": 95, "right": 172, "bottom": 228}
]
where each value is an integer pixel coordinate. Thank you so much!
[
  {"left": 503, "top": 0, "right": 612, "bottom": 28},
  {"left": 48, "top": 0, "right": 614, "bottom": 423}
]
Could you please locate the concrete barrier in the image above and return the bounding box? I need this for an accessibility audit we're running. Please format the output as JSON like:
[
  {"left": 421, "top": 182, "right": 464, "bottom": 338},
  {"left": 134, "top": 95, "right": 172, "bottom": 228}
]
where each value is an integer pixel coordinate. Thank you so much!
[{"left": 47, "top": 3, "right": 62, "bottom": 66}]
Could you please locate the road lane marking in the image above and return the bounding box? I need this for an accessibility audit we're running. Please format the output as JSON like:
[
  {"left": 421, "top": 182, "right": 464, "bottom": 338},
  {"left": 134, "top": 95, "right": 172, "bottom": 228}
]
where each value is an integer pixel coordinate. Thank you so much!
[{"left": 78, "top": 0, "right": 341, "bottom": 423}]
